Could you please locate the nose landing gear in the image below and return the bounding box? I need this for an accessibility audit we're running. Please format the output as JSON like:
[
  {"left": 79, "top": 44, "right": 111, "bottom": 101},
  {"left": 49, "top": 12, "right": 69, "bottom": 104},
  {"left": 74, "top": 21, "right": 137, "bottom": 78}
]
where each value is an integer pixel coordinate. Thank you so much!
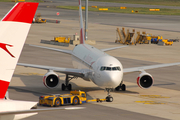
[{"left": 105, "top": 88, "right": 113, "bottom": 102}]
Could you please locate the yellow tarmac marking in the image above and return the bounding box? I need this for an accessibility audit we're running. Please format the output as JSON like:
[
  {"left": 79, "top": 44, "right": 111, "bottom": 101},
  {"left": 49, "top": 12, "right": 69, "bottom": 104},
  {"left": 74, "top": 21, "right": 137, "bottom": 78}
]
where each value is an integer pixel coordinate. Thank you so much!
[
  {"left": 135, "top": 95, "right": 170, "bottom": 105},
  {"left": 91, "top": 6, "right": 97, "bottom": 8},
  {"left": 140, "top": 95, "right": 170, "bottom": 98},
  {"left": 99, "top": 8, "right": 108, "bottom": 11},
  {"left": 135, "top": 101, "right": 166, "bottom": 104}
]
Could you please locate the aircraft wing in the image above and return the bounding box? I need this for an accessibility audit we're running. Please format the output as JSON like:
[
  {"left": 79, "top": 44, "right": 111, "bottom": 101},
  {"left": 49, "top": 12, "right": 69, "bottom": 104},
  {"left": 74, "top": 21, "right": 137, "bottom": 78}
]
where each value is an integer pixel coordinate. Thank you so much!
[
  {"left": 0, "top": 107, "right": 84, "bottom": 115},
  {"left": 29, "top": 45, "right": 127, "bottom": 54},
  {"left": 123, "top": 62, "right": 180, "bottom": 73},
  {"left": 29, "top": 44, "right": 73, "bottom": 55},
  {"left": 17, "top": 63, "right": 90, "bottom": 78},
  {"left": 101, "top": 46, "right": 127, "bottom": 52}
]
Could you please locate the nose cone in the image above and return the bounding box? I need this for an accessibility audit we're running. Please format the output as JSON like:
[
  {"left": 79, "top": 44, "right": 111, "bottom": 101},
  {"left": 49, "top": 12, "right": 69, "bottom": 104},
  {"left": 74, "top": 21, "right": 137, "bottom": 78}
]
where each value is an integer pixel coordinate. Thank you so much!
[
  {"left": 97, "top": 71, "right": 123, "bottom": 88},
  {"left": 93, "top": 55, "right": 124, "bottom": 88},
  {"left": 107, "top": 72, "right": 123, "bottom": 87}
]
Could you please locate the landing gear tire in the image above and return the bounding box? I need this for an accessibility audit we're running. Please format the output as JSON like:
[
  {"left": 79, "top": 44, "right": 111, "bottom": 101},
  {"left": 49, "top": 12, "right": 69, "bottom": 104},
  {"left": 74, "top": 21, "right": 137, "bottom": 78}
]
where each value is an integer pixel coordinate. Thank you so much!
[
  {"left": 115, "top": 86, "right": 120, "bottom": 91},
  {"left": 61, "top": 83, "right": 72, "bottom": 91},
  {"left": 115, "top": 84, "right": 126, "bottom": 91},
  {"left": 61, "top": 74, "right": 76, "bottom": 91},
  {"left": 61, "top": 83, "right": 66, "bottom": 91},
  {"left": 121, "top": 84, "right": 126, "bottom": 91},
  {"left": 106, "top": 96, "right": 113, "bottom": 102},
  {"left": 67, "top": 84, "right": 72, "bottom": 91}
]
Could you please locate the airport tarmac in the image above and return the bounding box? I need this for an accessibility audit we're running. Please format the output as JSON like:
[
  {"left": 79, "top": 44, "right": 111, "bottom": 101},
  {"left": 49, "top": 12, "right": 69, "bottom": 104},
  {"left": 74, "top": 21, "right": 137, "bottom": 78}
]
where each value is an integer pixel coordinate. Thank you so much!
[{"left": 1, "top": 1, "right": 180, "bottom": 120}]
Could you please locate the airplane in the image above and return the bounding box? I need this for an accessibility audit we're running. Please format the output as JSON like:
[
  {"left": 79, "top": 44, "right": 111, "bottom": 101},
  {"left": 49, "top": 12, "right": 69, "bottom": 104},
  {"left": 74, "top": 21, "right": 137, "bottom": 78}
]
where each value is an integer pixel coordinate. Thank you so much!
[
  {"left": 17, "top": 0, "right": 180, "bottom": 102},
  {"left": 0, "top": 2, "right": 83, "bottom": 120}
]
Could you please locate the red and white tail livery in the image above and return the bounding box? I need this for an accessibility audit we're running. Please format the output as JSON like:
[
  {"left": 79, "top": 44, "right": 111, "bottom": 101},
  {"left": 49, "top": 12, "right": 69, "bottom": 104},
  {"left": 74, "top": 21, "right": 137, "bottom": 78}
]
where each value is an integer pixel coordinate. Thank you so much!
[
  {"left": 0, "top": 2, "right": 38, "bottom": 120},
  {"left": 79, "top": 0, "right": 85, "bottom": 44},
  {"left": 0, "top": 2, "right": 38, "bottom": 99}
]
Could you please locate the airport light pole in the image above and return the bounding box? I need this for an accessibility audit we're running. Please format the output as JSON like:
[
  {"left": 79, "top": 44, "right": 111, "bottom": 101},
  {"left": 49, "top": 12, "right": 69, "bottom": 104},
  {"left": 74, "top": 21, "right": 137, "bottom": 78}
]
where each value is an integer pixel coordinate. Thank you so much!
[{"left": 85, "top": 0, "right": 88, "bottom": 40}]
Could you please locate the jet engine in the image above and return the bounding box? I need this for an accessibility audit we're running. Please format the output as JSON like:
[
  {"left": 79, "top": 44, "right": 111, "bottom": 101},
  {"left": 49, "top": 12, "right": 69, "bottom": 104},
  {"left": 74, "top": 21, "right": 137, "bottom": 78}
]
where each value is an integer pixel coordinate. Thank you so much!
[
  {"left": 137, "top": 72, "right": 153, "bottom": 89},
  {"left": 43, "top": 71, "right": 59, "bottom": 88}
]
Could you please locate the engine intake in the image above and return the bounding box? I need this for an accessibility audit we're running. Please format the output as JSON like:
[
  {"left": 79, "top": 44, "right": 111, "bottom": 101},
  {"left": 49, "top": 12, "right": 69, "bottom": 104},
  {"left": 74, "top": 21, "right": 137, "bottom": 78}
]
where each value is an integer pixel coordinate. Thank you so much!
[
  {"left": 137, "top": 72, "right": 153, "bottom": 89},
  {"left": 43, "top": 71, "right": 59, "bottom": 88}
]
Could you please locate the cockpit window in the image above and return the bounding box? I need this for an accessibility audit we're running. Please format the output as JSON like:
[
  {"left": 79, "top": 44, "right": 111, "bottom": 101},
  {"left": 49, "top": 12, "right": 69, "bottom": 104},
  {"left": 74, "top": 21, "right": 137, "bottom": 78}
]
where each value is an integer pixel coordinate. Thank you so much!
[
  {"left": 106, "top": 67, "right": 111, "bottom": 71},
  {"left": 100, "top": 66, "right": 121, "bottom": 71},
  {"left": 100, "top": 67, "right": 106, "bottom": 71},
  {"left": 112, "top": 67, "right": 117, "bottom": 70},
  {"left": 117, "top": 67, "right": 121, "bottom": 71}
]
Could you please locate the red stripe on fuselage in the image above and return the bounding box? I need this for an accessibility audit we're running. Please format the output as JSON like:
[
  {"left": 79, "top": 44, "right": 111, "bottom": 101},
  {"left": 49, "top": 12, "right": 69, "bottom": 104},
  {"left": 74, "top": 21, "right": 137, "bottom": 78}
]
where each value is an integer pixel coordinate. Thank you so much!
[
  {"left": 2, "top": 2, "right": 38, "bottom": 24},
  {"left": 0, "top": 80, "right": 10, "bottom": 99}
]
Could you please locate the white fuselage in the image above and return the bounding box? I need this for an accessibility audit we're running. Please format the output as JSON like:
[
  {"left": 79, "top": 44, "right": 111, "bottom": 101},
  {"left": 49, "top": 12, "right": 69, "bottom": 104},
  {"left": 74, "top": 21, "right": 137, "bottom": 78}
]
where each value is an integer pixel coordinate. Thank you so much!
[{"left": 72, "top": 44, "right": 123, "bottom": 88}]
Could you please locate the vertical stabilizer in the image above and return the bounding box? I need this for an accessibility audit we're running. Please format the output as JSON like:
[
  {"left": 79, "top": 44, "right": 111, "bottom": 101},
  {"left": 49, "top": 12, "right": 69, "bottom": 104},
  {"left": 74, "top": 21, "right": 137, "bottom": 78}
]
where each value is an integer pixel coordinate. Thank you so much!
[
  {"left": 0, "top": 2, "right": 38, "bottom": 99},
  {"left": 79, "top": 0, "right": 85, "bottom": 44}
]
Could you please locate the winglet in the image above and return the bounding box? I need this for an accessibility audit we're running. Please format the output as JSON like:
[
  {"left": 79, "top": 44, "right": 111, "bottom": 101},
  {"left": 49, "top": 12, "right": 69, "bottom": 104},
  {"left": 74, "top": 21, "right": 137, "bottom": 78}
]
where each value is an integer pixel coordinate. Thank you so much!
[
  {"left": 79, "top": 0, "right": 85, "bottom": 44},
  {"left": 0, "top": 2, "right": 38, "bottom": 99}
]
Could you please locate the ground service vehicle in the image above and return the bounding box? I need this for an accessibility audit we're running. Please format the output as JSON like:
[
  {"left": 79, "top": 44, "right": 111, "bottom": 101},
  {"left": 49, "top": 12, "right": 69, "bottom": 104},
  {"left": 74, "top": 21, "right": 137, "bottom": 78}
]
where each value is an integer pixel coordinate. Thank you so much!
[
  {"left": 34, "top": 13, "right": 46, "bottom": 23},
  {"left": 39, "top": 91, "right": 106, "bottom": 107}
]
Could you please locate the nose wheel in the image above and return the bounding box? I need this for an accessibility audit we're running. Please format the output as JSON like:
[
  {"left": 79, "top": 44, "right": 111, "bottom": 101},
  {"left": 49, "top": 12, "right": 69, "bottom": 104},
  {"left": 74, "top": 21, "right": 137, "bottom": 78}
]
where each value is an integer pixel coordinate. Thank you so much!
[
  {"left": 106, "top": 95, "right": 113, "bottom": 102},
  {"left": 105, "top": 88, "right": 113, "bottom": 102}
]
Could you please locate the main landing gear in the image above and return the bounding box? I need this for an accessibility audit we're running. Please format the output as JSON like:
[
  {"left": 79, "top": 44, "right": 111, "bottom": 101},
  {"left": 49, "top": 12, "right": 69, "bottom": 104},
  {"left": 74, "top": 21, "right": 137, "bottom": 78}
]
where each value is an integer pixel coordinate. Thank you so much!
[
  {"left": 115, "top": 81, "right": 126, "bottom": 91},
  {"left": 105, "top": 88, "right": 113, "bottom": 102},
  {"left": 61, "top": 74, "right": 76, "bottom": 91}
]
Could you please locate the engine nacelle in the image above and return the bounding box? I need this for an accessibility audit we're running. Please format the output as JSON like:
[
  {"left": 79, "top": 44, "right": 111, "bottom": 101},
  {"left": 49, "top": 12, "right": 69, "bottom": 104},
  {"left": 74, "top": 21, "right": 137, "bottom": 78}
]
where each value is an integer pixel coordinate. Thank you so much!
[
  {"left": 137, "top": 72, "right": 154, "bottom": 89},
  {"left": 43, "top": 71, "right": 59, "bottom": 89}
]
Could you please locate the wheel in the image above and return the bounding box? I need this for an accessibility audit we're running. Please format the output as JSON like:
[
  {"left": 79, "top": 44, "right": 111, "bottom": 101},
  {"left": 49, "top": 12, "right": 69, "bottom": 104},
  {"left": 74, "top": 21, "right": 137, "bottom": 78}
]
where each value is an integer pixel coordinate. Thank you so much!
[
  {"left": 73, "top": 96, "right": 79, "bottom": 105},
  {"left": 106, "top": 96, "right": 113, "bottom": 102},
  {"left": 115, "top": 86, "right": 120, "bottom": 91},
  {"left": 54, "top": 98, "right": 61, "bottom": 107},
  {"left": 61, "top": 83, "right": 66, "bottom": 91},
  {"left": 121, "top": 84, "right": 126, "bottom": 91},
  {"left": 109, "top": 97, "right": 113, "bottom": 102},
  {"left": 67, "top": 84, "right": 72, "bottom": 91}
]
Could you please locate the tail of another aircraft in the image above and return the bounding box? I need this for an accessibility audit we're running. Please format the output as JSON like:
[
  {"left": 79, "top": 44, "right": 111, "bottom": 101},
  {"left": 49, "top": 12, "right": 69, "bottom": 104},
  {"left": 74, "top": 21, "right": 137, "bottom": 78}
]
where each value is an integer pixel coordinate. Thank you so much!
[
  {"left": 0, "top": 2, "right": 38, "bottom": 99},
  {"left": 79, "top": 0, "right": 85, "bottom": 44}
]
